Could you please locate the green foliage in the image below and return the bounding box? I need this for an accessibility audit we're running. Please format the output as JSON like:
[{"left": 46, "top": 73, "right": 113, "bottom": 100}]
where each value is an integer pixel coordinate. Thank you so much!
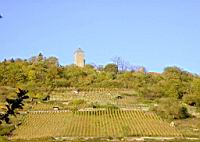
[
  {"left": 178, "top": 106, "right": 190, "bottom": 119},
  {"left": 183, "top": 93, "right": 200, "bottom": 107},
  {"left": 0, "top": 89, "right": 29, "bottom": 124},
  {"left": 85, "top": 64, "right": 95, "bottom": 69},
  {"left": 69, "top": 99, "right": 86, "bottom": 106},
  {"left": 68, "top": 99, "right": 87, "bottom": 111},
  {"left": 104, "top": 63, "right": 118, "bottom": 74},
  {"left": 162, "top": 67, "right": 193, "bottom": 99},
  {"left": 90, "top": 102, "right": 119, "bottom": 109},
  {"left": 0, "top": 55, "right": 200, "bottom": 111},
  {"left": 152, "top": 98, "right": 190, "bottom": 119},
  {"left": 0, "top": 136, "right": 8, "bottom": 142},
  {"left": 0, "top": 125, "right": 15, "bottom": 136}
]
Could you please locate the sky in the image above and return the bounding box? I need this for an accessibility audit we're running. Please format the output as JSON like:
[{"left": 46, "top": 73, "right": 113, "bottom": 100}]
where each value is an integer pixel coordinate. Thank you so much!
[{"left": 0, "top": 0, "right": 200, "bottom": 73}]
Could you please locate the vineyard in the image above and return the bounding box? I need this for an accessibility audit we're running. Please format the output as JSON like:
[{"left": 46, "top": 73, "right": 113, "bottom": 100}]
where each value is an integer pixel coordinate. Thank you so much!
[
  {"left": 12, "top": 110, "right": 182, "bottom": 139},
  {"left": 48, "top": 89, "right": 142, "bottom": 109}
]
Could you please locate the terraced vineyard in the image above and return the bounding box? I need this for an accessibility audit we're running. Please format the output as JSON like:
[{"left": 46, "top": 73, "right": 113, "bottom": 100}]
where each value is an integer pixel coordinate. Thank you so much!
[
  {"left": 50, "top": 90, "right": 140, "bottom": 108},
  {"left": 13, "top": 110, "right": 182, "bottom": 139}
]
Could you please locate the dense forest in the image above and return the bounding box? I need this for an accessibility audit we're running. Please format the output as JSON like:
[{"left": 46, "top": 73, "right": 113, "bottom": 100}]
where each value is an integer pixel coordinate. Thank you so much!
[{"left": 0, "top": 53, "right": 200, "bottom": 118}]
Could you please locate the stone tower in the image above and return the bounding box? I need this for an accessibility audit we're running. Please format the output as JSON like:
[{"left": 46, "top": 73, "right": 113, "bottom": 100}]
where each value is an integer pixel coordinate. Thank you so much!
[{"left": 74, "top": 48, "right": 85, "bottom": 67}]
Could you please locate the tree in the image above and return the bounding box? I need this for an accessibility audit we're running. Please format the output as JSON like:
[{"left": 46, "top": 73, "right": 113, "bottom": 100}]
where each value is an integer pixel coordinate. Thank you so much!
[
  {"left": 0, "top": 62, "right": 27, "bottom": 86},
  {"left": 37, "top": 53, "right": 44, "bottom": 62},
  {"left": 111, "top": 56, "right": 139, "bottom": 72},
  {"left": 104, "top": 64, "right": 118, "bottom": 74},
  {"left": 162, "top": 66, "right": 192, "bottom": 99},
  {"left": 153, "top": 98, "right": 190, "bottom": 119},
  {"left": 0, "top": 89, "right": 29, "bottom": 124},
  {"left": 84, "top": 64, "right": 95, "bottom": 69},
  {"left": 111, "top": 56, "right": 128, "bottom": 71},
  {"left": 45, "top": 56, "right": 59, "bottom": 67},
  {"left": 183, "top": 77, "right": 200, "bottom": 106}
]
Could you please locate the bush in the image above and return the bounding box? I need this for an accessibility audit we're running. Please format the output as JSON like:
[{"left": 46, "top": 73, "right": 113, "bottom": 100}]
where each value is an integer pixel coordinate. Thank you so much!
[
  {"left": 0, "top": 125, "right": 15, "bottom": 136},
  {"left": 177, "top": 106, "right": 190, "bottom": 119},
  {"left": 104, "top": 64, "right": 118, "bottom": 74},
  {"left": 183, "top": 94, "right": 200, "bottom": 107},
  {"left": 69, "top": 99, "right": 87, "bottom": 107},
  {"left": 89, "top": 102, "right": 118, "bottom": 110},
  {"left": 152, "top": 98, "right": 190, "bottom": 120},
  {"left": 69, "top": 99, "right": 86, "bottom": 106}
]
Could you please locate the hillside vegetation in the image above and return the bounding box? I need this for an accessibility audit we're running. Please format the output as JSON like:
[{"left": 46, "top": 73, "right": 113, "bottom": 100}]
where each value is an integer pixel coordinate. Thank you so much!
[
  {"left": 0, "top": 54, "right": 200, "bottom": 110},
  {"left": 0, "top": 54, "right": 200, "bottom": 141}
]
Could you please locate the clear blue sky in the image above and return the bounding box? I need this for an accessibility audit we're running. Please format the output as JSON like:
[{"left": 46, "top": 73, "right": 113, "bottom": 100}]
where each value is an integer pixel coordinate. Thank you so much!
[{"left": 0, "top": 0, "right": 200, "bottom": 73}]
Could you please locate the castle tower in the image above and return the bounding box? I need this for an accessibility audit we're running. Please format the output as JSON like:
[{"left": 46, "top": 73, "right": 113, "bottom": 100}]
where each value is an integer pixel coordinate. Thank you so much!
[{"left": 74, "top": 48, "right": 85, "bottom": 67}]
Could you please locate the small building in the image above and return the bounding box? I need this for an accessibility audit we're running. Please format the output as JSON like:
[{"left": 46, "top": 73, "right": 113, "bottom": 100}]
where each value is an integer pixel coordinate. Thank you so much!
[{"left": 53, "top": 106, "right": 60, "bottom": 111}]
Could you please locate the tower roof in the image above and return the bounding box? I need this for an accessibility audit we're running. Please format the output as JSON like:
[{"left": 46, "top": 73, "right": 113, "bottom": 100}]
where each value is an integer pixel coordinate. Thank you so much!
[{"left": 75, "top": 48, "right": 84, "bottom": 53}]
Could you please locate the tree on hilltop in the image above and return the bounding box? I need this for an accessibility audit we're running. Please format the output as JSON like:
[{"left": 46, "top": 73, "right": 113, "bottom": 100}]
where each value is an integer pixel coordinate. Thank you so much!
[{"left": 104, "top": 64, "right": 118, "bottom": 74}]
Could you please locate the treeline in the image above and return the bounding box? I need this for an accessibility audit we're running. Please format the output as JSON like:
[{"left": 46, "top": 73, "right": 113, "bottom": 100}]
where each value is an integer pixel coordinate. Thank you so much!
[{"left": 0, "top": 54, "right": 200, "bottom": 107}]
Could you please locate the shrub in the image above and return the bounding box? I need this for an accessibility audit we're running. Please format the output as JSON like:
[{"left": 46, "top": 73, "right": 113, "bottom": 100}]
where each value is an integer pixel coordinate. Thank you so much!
[
  {"left": 177, "top": 106, "right": 190, "bottom": 119},
  {"left": 89, "top": 102, "right": 118, "bottom": 110},
  {"left": 0, "top": 125, "right": 15, "bottom": 136},
  {"left": 152, "top": 98, "right": 190, "bottom": 120},
  {"left": 68, "top": 99, "right": 87, "bottom": 109},
  {"left": 183, "top": 94, "right": 200, "bottom": 107},
  {"left": 104, "top": 64, "right": 118, "bottom": 74}
]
